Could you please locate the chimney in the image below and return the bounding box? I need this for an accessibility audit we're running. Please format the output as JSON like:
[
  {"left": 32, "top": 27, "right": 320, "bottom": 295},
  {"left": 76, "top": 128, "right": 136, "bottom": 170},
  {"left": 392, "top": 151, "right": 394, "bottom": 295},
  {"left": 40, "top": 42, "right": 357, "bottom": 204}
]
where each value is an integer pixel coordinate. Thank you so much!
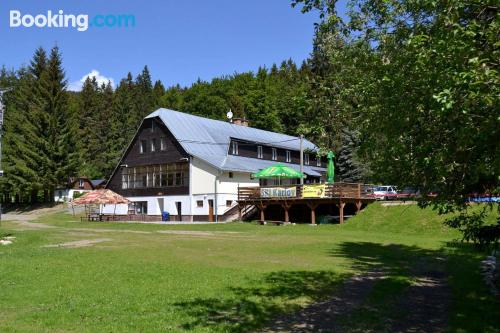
[{"left": 232, "top": 117, "right": 249, "bottom": 127}]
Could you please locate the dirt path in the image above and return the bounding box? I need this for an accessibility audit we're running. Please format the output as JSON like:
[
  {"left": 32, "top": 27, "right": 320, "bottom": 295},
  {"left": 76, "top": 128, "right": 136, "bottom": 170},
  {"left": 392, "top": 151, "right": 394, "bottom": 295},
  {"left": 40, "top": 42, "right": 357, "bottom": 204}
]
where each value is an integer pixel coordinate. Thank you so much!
[
  {"left": 43, "top": 238, "right": 113, "bottom": 248},
  {"left": 261, "top": 258, "right": 451, "bottom": 333},
  {"left": 390, "top": 258, "right": 450, "bottom": 333},
  {"left": 261, "top": 270, "right": 386, "bottom": 333}
]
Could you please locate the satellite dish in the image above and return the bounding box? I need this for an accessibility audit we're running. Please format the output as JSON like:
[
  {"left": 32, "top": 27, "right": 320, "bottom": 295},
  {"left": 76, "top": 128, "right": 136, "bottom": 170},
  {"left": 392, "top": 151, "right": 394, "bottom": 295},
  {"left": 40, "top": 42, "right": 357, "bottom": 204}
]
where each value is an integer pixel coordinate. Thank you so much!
[{"left": 226, "top": 109, "right": 233, "bottom": 120}]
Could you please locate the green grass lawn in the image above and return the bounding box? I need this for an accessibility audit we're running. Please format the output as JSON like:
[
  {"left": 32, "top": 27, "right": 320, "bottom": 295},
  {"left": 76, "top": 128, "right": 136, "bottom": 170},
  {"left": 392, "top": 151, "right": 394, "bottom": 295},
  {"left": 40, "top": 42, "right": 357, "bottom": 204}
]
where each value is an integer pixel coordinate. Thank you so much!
[{"left": 0, "top": 203, "right": 498, "bottom": 332}]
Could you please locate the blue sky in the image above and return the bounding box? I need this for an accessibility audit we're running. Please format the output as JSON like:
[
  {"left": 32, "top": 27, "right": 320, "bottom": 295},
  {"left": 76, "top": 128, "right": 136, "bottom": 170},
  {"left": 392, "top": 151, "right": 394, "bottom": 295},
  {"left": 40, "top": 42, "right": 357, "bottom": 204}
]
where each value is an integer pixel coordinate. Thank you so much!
[{"left": 0, "top": 0, "right": 322, "bottom": 90}]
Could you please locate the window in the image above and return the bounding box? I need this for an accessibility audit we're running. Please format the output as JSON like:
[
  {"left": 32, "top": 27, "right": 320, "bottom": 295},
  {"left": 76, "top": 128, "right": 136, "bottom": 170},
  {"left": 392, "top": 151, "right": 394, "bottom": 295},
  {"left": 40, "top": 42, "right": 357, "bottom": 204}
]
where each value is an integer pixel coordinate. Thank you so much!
[
  {"left": 305, "top": 153, "right": 310, "bottom": 165},
  {"left": 232, "top": 141, "right": 239, "bottom": 155},
  {"left": 197, "top": 200, "right": 203, "bottom": 208},
  {"left": 257, "top": 146, "right": 263, "bottom": 159},
  {"left": 226, "top": 200, "right": 232, "bottom": 207},
  {"left": 121, "top": 163, "right": 189, "bottom": 189},
  {"left": 131, "top": 201, "right": 148, "bottom": 214},
  {"left": 78, "top": 178, "right": 84, "bottom": 189},
  {"left": 151, "top": 139, "right": 157, "bottom": 152},
  {"left": 272, "top": 148, "right": 277, "bottom": 160},
  {"left": 286, "top": 150, "right": 291, "bottom": 163},
  {"left": 160, "top": 138, "right": 166, "bottom": 150},
  {"left": 140, "top": 140, "right": 147, "bottom": 154},
  {"left": 151, "top": 121, "right": 155, "bottom": 132},
  {"left": 229, "top": 172, "right": 233, "bottom": 178},
  {"left": 316, "top": 156, "right": 322, "bottom": 167}
]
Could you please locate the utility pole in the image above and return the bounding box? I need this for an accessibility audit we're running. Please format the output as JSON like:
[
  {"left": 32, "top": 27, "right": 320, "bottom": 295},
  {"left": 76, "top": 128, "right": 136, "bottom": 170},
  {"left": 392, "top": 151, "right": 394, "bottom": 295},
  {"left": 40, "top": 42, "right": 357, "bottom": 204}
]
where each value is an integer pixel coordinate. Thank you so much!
[{"left": 299, "top": 134, "right": 304, "bottom": 185}]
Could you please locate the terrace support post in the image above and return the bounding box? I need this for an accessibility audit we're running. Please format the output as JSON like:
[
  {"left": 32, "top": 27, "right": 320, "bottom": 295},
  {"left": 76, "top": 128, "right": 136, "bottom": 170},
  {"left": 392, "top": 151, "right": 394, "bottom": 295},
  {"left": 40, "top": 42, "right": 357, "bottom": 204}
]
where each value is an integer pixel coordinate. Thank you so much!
[
  {"left": 356, "top": 201, "right": 362, "bottom": 214},
  {"left": 258, "top": 203, "right": 267, "bottom": 222},
  {"left": 281, "top": 202, "right": 292, "bottom": 223},
  {"left": 337, "top": 201, "right": 346, "bottom": 224},
  {"left": 307, "top": 202, "right": 319, "bottom": 225}
]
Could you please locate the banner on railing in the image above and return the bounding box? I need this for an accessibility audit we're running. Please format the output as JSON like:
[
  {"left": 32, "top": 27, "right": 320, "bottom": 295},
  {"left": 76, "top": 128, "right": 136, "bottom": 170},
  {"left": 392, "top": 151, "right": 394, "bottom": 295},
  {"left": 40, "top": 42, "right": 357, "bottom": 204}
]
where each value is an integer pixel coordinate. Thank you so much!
[
  {"left": 302, "top": 184, "right": 326, "bottom": 198},
  {"left": 260, "top": 187, "right": 296, "bottom": 198}
]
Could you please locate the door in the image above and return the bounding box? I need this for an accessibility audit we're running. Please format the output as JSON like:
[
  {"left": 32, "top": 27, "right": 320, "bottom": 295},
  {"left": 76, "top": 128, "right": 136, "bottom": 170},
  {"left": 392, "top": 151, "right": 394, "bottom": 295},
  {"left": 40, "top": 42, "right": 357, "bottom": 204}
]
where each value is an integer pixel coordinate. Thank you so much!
[
  {"left": 208, "top": 199, "right": 214, "bottom": 222},
  {"left": 176, "top": 202, "right": 182, "bottom": 221},
  {"left": 158, "top": 198, "right": 164, "bottom": 214}
]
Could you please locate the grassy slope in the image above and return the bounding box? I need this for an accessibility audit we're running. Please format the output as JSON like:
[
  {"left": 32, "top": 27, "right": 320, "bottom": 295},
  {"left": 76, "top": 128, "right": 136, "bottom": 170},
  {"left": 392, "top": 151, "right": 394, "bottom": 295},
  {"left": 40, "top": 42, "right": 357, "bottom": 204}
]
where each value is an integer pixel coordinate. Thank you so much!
[{"left": 0, "top": 203, "right": 497, "bottom": 332}]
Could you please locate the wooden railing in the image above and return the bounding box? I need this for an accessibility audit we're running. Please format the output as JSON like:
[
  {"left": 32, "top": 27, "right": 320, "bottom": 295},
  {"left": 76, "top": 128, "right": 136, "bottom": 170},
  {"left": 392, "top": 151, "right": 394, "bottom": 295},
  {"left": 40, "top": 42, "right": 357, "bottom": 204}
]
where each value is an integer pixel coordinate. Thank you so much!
[{"left": 238, "top": 183, "right": 374, "bottom": 201}]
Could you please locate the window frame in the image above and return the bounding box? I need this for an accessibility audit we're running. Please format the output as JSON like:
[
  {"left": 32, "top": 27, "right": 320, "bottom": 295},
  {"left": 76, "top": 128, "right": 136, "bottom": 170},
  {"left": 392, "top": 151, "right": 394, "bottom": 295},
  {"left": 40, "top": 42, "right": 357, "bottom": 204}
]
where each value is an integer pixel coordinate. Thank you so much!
[
  {"left": 257, "top": 145, "right": 263, "bottom": 159},
  {"left": 140, "top": 140, "right": 147, "bottom": 154},
  {"left": 272, "top": 148, "right": 277, "bottom": 161},
  {"left": 232, "top": 141, "right": 239, "bottom": 155},
  {"left": 151, "top": 138, "right": 157, "bottom": 152}
]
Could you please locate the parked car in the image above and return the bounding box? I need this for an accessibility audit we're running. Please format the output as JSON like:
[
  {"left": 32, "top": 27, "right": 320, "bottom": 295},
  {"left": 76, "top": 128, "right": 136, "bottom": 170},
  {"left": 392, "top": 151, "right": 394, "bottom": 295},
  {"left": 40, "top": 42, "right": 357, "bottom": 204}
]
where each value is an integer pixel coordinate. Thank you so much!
[
  {"left": 372, "top": 185, "right": 398, "bottom": 200},
  {"left": 398, "top": 187, "right": 421, "bottom": 200}
]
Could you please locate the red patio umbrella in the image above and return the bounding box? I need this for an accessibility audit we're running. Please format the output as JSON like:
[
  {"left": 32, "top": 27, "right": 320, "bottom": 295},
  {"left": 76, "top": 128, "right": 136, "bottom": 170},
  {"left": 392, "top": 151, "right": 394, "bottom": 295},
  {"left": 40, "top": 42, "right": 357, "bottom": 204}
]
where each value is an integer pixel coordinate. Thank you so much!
[{"left": 72, "top": 189, "right": 130, "bottom": 219}]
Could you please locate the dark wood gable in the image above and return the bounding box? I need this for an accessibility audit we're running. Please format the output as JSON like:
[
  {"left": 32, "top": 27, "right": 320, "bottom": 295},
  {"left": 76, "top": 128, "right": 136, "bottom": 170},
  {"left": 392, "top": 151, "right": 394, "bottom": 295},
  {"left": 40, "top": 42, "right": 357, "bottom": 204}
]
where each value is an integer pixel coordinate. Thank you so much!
[{"left": 106, "top": 117, "right": 190, "bottom": 197}]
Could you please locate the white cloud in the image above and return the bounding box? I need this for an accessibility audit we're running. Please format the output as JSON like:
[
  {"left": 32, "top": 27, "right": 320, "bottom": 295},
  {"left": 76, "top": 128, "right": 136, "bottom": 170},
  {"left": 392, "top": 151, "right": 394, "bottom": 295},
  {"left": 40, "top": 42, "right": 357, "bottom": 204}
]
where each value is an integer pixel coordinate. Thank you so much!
[{"left": 68, "top": 69, "right": 115, "bottom": 91}]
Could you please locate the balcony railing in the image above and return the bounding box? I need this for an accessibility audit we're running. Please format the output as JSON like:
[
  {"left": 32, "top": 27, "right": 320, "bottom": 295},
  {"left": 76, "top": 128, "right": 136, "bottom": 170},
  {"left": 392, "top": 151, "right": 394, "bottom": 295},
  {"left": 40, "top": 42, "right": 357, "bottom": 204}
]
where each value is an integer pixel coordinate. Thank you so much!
[{"left": 238, "top": 183, "right": 374, "bottom": 201}]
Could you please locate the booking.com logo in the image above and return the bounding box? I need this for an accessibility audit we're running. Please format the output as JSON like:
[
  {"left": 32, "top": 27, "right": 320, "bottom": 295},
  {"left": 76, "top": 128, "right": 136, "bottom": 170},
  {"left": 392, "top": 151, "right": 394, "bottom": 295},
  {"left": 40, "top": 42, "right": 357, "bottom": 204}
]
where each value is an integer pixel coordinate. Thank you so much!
[{"left": 9, "top": 10, "right": 135, "bottom": 32}]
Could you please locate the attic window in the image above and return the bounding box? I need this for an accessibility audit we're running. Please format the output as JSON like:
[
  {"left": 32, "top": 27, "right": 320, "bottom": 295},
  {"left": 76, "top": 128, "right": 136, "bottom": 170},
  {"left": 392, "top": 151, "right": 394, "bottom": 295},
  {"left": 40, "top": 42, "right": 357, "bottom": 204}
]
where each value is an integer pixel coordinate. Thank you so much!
[
  {"left": 272, "top": 148, "right": 277, "bottom": 161},
  {"left": 160, "top": 138, "right": 166, "bottom": 150},
  {"left": 257, "top": 146, "right": 263, "bottom": 159},
  {"left": 305, "top": 153, "right": 310, "bottom": 165},
  {"left": 151, "top": 139, "right": 157, "bottom": 152},
  {"left": 316, "top": 156, "right": 322, "bottom": 167},
  {"left": 140, "top": 140, "right": 147, "bottom": 154},
  {"left": 286, "top": 150, "right": 291, "bottom": 163},
  {"left": 78, "top": 179, "right": 84, "bottom": 189},
  {"left": 232, "top": 141, "right": 239, "bottom": 155}
]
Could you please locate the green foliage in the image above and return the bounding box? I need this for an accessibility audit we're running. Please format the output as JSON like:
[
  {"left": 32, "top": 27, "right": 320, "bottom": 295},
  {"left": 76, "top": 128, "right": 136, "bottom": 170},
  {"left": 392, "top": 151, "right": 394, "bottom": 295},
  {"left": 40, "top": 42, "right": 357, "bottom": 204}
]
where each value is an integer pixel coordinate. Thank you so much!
[{"left": 293, "top": 0, "right": 499, "bottom": 241}]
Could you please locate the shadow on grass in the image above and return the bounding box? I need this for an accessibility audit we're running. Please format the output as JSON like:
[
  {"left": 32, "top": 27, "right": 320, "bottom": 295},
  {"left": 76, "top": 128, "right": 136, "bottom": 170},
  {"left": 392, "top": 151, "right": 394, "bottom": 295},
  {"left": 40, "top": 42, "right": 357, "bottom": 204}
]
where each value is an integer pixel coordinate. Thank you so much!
[
  {"left": 174, "top": 270, "right": 348, "bottom": 333},
  {"left": 329, "top": 242, "right": 499, "bottom": 333},
  {"left": 174, "top": 242, "right": 499, "bottom": 333}
]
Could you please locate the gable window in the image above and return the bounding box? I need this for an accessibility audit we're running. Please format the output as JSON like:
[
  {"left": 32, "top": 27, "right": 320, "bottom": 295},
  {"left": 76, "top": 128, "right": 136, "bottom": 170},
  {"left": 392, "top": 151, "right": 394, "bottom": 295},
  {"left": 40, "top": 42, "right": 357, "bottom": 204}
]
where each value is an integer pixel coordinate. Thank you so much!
[
  {"left": 286, "top": 150, "right": 291, "bottom": 163},
  {"left": 257, "top": 146, "right": 263, "bottom": 159},
  {"left": 232, "top": 141, "right": 239, "bottom": 155},
  {"left": 272, "top": 148, "right": 277, "bottom": 161},
  {"left": 78, "top": 178, "right": 84, "bottom": 189},
  {"left": 151, "top": 121, "right": 155, "bottom": 133},
  {"left": 316, "top": 156, "right": 322, "bottom": 167},
  {"left": 151, "top": 139, "right": 157, "bottom": 152},
  {"left": 140, "top": 140, "right": 147, "bottom": 154},
  {"left": 305, "top": 153, "right": 310, "bottom": 165},
  {"left": 160, "top": 138, "right": 166, "bottom": 150}
]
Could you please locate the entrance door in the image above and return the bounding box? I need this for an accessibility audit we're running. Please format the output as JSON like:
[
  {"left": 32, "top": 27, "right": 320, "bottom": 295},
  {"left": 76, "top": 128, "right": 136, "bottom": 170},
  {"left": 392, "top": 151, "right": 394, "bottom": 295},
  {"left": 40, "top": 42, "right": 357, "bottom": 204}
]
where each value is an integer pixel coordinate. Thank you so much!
[
  {"left": 158, "top": 198, "right": 164, "bottom": 214},
  {"left": 175, "top": 202, "right": 182, "bottom": 221},
  {"left": 208, "top": 199, "right": 214, "bottom": 222}
]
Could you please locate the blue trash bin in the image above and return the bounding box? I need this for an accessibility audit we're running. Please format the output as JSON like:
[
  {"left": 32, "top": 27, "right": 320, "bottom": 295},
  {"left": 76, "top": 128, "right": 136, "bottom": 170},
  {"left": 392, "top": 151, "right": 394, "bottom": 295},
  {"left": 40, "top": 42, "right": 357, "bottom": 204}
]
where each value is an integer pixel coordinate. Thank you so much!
[{"left": 162, "top": 211, "right": 169, "bottom": 221}]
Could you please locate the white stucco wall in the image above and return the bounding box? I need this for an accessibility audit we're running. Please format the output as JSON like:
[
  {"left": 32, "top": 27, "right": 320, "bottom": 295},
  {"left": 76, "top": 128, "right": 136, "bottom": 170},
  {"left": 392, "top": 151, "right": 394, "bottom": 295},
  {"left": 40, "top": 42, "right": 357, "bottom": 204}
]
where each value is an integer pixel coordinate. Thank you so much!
[
  {"left": 101, "top": 195, "right": 191, "bottom": 216},
  {"left": 189, "top": 157, "right": 258, "bottom": 217}
]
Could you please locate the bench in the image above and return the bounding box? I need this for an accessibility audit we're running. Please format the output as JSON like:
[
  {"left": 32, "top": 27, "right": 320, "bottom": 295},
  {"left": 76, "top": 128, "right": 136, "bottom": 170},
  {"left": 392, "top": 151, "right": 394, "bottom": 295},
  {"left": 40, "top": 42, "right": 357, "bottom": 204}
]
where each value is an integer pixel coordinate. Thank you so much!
[{"left": 259, "top": 220, "right": 291, "bottom": 226}]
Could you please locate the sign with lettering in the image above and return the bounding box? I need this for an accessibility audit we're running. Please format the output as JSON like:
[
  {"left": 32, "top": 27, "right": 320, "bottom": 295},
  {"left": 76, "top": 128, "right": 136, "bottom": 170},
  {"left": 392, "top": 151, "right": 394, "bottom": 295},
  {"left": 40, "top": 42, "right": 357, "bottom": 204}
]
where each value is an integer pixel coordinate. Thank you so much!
[
  {"left": 260, "top": 187, "right": 297, "bottom": 198},
  {"left": 302, "top": 184, "right": 326, "bottom": 198}
]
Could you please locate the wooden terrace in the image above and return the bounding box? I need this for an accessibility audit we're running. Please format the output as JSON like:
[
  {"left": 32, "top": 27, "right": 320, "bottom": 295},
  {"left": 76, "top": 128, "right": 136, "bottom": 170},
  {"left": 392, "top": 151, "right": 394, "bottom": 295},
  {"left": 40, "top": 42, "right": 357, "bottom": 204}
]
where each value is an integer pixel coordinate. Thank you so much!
[{"left": 237, "top": 183, "right": 376, "bottom": 224}]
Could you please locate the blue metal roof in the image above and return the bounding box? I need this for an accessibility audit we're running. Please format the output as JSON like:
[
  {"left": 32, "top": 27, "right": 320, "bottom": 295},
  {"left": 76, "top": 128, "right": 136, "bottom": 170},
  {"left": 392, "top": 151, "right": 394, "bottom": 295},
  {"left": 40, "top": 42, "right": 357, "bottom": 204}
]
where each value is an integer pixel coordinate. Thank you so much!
[{"left": 147, "top": 108, "right": 324, "bottom": 173}]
